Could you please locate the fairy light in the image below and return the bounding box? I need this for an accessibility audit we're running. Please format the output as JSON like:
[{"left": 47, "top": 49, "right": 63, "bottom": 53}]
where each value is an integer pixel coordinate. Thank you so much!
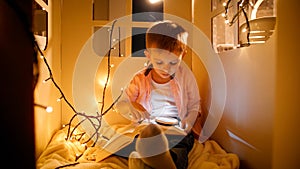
[
  {"left": 98, "top": 77, "right": 110, "bottom": 87},
  {"left": 56, "top": 96, "right": 63, "bottom": 102},
  {"left": 30, "top": 18, "right": 123, "bottom": 168},
  {"left": 222, "top": 0, "right": 251, "bottom": 46},
  {"left": 43, "top": 77, "right": 51, "bottom": 83},
  {"left": 34, "top": 103, "right": 53, "bottom": 113},
  {"left": 45, "top": 106, "right": 53, "bottom": 113},
  {"left": 32, "top": 19, "right": 122, "bottom": 143},
  {"left": 242, "top": 27, "right": 248, "bottom": 32},
  {"left": 239, "top": 0, "right": 245, "bottom": 7}
]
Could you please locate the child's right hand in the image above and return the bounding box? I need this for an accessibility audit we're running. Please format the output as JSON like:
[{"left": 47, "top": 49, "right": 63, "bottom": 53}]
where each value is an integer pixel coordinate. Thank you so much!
[
  {"left": 129, "top": 102, "right": 150, "bottom": 122},
  {"left": 115, "top": 101, "right": 150, "bottom": 122}
]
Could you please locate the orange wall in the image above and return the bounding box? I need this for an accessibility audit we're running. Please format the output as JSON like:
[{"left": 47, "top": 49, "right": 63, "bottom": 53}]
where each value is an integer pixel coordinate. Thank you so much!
[
  {"left": 273, "top": 0, "right": 300, "bottom": 168},
  {"left": 61, "top": 0, "right": 93, "bottom": 124}
]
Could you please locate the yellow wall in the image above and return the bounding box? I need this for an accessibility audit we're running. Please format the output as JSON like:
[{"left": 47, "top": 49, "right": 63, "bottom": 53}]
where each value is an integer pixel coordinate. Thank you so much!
[
  {"left": 194, "top": 0, "right": 211, "bottom": 38},
  {"left": 165, "top": 0, "right": 192, "bottom": 21},
  {"left": 61, "top": 0, "right": 93, "bottom": 124}
]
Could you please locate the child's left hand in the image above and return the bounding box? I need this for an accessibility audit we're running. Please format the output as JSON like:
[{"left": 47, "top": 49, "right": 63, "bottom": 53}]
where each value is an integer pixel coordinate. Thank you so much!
[
  {"left": 180, "top": 111, "right": 199, "bottom": 133},
  {"left": 180, "top": 119, "right": 192, "bottom": 133}
]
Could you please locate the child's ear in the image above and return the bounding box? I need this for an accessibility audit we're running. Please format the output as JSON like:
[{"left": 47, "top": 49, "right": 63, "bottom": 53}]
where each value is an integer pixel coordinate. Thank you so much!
[{"left": 144, "top": 50, "right": 151, "bottom": 59}]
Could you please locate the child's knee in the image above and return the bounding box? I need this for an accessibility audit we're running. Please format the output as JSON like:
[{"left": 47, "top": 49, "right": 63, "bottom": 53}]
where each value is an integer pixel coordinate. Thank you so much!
[
  {"left": 140, "top": 124, "right": 162, "bottom": 138},
  {"left": 136, "top": 124, "right": 169, "bottom": 157}
]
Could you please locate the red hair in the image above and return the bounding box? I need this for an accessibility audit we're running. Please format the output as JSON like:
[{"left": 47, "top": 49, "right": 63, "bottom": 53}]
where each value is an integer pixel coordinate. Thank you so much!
[{"left": 146, "top": 20, "right": 188, "bottom": 55}]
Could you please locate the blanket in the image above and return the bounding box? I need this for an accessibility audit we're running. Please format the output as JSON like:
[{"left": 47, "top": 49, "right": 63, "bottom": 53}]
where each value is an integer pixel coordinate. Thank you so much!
[{"left": 36, "top": 126, "right": 239, "bottom": 169}]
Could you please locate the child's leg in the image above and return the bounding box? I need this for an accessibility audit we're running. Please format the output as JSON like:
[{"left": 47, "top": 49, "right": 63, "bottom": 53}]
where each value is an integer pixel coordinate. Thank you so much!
[
  {"left": 135, "top": 124, "right": 176, "bottom": 169},
  {"left": 128, "top": 151, "right": 152, "bottom": 169},
  {"left": 168, "top": 133, "right": 194, "bottom": 169}
]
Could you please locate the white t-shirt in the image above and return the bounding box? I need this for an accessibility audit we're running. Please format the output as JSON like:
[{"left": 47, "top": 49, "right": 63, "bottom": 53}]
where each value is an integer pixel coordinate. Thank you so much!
[{"left": 150, "top": 79, "right": 179, "bottom": 118}]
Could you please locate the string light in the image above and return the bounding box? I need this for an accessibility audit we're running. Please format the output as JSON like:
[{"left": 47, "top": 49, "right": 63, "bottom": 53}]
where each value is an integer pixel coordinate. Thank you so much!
[
  {"left": 42, "top": 77, "right": 51, "bottom": 83},
  {"left": 32, "top": 19, "right": 123, "bottom": 153},
  {"left": 34, "top": 103, "right": 53, "bottom": 113},
  {"left": 56, "top": 96, "right": 63, "bottom": 102},
  {"left": 222, "top": 0, "right": 251, "bottom": 46}
]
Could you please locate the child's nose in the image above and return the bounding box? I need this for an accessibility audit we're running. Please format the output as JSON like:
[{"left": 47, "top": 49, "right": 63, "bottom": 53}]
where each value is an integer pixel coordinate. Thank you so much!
[{"left": 161, "top": 64, "right": 171, "bottom": 72}]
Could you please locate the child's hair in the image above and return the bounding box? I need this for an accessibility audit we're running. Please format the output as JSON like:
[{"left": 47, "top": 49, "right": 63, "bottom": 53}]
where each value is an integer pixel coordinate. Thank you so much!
[{"left": 146, "top": 20, "right": 188, "bottom": 54}]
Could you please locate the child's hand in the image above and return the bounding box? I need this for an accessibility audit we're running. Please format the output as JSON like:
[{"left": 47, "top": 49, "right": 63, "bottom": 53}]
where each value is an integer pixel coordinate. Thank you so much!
[
  {"left": 115, "top": 101, "right": 150, "bottom": 122},
  {"left": 180, "top": 119, "right": 192, "bottom": 133},
  {"left": 129, "top": 102, "right": 150, "bottom": 122},
  {"left": 180, "top": 111, "right": 199, "bottom": 133}
]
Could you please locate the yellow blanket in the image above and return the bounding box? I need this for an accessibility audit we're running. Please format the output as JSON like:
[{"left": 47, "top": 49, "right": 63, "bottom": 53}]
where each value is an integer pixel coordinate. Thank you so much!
[{"left": 36, "top": 125, "right": 239, "bottom": 169}]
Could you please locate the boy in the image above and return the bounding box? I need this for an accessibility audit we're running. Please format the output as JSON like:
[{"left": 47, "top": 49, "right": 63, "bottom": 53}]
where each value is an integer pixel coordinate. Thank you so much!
[{"left": 116, "top": 20, "right": 201, "bottom": 169}]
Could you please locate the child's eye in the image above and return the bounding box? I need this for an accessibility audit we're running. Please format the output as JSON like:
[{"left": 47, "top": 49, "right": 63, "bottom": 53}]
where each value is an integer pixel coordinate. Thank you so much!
[
  {"left": 170, "top": 61, "right": 178, "bottom": 65},
  {"left": 156, "top": 61, "right": 163, "bottom": 65}
]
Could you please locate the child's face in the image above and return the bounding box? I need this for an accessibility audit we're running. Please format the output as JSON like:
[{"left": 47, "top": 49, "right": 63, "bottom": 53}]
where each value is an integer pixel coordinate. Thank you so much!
[{"left": 145, "top": 49, "right": 183, "bottom": 79}]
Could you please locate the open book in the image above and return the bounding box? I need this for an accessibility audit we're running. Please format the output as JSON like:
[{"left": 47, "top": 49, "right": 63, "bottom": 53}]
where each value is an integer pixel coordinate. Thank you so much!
[{"left": 95, "top": 120, "right": 186, "bottom": 161}]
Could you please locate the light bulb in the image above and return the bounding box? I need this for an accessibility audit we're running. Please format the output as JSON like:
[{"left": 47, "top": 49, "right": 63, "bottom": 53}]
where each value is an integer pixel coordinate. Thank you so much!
[
  {"left": 43, "top": 77, "right": 50, "bottom": 83},
  {"left": 57, "top": 96, "right": 63, "bottom": 102},
  {"left": 46, "top": 106, "right": 53, "bottom": 113},
  {"left": 149, "top": 0, "right": 162, "bottom": 4},
  {"left": 34, "top": 103, "right": 53, "bottom": 113}
]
